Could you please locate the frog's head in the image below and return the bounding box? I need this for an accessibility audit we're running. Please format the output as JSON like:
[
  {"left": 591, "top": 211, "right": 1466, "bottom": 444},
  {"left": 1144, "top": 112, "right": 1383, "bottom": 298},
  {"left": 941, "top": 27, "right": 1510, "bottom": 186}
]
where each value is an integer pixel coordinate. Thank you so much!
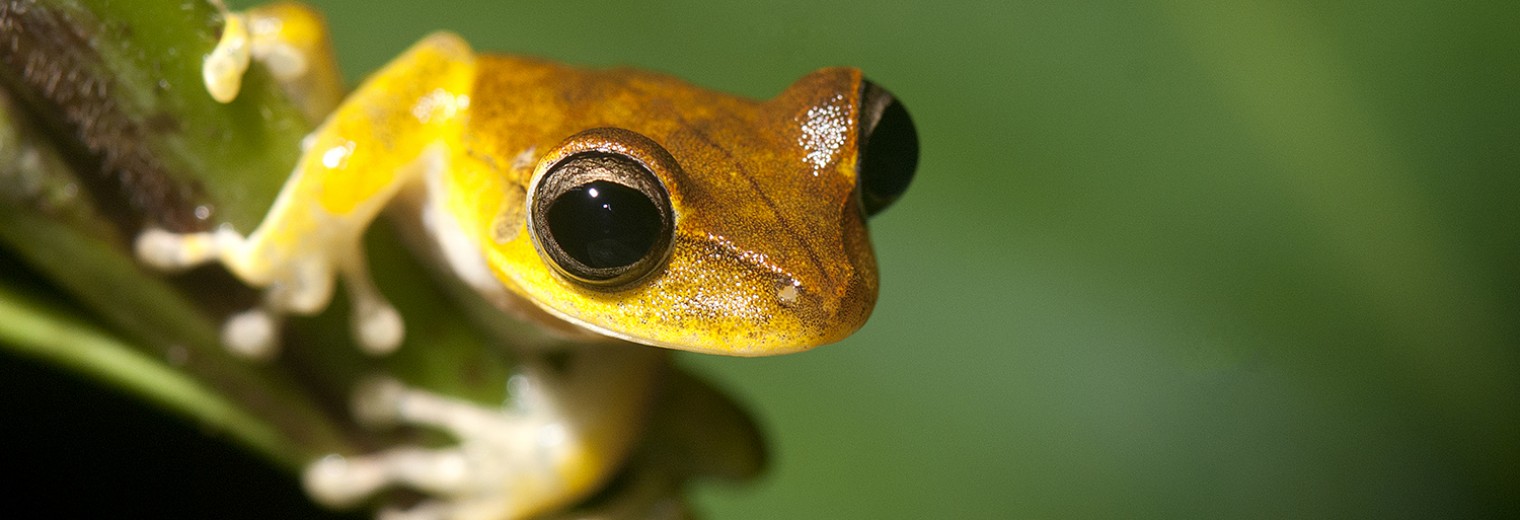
[{"left": 481, "top": 63, "right": 917, "bottom": 356}]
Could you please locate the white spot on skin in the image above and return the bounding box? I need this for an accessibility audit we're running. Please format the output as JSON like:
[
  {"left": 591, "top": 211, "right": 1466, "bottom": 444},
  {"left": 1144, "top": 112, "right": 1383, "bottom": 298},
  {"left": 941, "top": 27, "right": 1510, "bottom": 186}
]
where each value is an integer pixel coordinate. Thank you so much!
[
  {"left": 412, "top": 88, "right": 468, "bottom": 123},
  {"left": 322, "top": 141, "right": 354, "bottom": 169},
  {"left": 798, "top": 94, "right": 849, "bottom": 174}
]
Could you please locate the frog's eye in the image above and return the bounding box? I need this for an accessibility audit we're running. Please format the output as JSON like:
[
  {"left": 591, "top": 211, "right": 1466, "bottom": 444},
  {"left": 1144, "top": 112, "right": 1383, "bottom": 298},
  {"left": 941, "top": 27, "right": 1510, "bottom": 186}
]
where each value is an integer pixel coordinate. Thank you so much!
[
  {"left": 529, "top": 151, "right": 675, "bottom": 287},
  {"left": 857, "top": 81, "right": 919, "bottom": 216}
]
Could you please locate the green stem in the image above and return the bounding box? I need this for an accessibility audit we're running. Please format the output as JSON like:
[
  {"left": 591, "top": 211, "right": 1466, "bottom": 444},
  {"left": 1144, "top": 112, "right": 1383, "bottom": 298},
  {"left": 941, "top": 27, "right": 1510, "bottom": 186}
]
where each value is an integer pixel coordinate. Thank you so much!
[
  {"left": 0, "top": 281, "right": 294, "bottom": 466},
  {"left": 0, "top": 0, "right": 354, "bottom": 469}
]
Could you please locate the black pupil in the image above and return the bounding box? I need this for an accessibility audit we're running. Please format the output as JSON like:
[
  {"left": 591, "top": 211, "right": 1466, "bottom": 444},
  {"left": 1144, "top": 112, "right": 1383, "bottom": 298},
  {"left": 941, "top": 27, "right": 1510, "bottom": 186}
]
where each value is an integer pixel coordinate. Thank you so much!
[
  {"left": 545, "top": 180, "right": 663, "bottom": 270},
  {"left": 859, "top": 85, "right": 919, "bottom": 216}
]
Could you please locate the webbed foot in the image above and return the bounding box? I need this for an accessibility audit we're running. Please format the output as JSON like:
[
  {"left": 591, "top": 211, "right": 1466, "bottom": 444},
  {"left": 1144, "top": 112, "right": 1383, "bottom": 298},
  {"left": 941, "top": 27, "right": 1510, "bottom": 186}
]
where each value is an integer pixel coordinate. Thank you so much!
[{"left": 134, "top": 226, "right": 402, "bottom": 358}]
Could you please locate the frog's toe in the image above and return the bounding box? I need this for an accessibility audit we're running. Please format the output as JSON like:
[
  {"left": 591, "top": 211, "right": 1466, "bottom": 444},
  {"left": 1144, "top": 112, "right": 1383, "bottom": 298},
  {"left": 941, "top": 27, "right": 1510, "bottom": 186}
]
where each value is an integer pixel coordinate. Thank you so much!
[
  {"left": 376, "top": 503, "right": 438, "bottom": 520},
  {"left": 351, "top": 375, "right": 406, "bottom": 428},
  {"left": 260, "top": 257, "right": 336, "bottom": 314},
  {"left": 353, "top": 299, "right": 404, "bottom": 355},
  {"left": 303, "top": 454, "right": 389, "bottom": 508},
  {"left": 135, "top": 229, "right": 212, "bottom": 271},
  {"left": 257, "top": 41, "right": 310, "bottom": 82},
  {"left": 222, "top": 307, "right": 280, "bottom": 360},
  {"left": 307, "top": 447, "right": 478, "bottom": 505},
  {"left": 337, "top": 252, "right": 405, "bottom": 355},
  {"left": 377, "top": 500, "right": 457, "bottom": 520},
  {"left": 203, "top": 12, "right": 252, "bottom": 103},
  {"left": 379, "top": 497, "right": 522, "bottom": 520}
]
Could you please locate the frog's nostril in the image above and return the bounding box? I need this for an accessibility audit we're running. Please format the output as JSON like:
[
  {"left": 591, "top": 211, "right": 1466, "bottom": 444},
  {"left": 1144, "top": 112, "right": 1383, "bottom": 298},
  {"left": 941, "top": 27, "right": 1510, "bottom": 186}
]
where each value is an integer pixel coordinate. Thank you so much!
[
  {"left": 770, "top": 278, "right": 795, "bottom": 306},
  {"left": 857, "top": 80, "right": 919, "bottom": 216}
]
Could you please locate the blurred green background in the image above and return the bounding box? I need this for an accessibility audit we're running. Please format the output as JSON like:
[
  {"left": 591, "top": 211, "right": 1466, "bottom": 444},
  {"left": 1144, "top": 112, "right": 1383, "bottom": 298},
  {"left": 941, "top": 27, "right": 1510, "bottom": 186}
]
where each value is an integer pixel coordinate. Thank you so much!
[{"left": 291, "top": 0, "right": 1519, "bottom": 517}]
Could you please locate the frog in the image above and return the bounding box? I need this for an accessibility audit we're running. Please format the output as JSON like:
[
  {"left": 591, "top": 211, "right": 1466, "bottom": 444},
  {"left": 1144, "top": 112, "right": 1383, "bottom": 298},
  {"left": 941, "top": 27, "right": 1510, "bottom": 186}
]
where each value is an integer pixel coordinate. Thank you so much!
[{"left": 134, "top": 2, "right": 918, "bottom": 518}]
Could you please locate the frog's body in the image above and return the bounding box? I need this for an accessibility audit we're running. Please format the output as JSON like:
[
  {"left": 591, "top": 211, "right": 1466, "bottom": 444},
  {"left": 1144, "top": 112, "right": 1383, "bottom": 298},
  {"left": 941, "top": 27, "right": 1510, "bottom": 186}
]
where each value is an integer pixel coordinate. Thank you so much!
[{"left": 136, "top": 3, "right": 916, "bottom": 519}]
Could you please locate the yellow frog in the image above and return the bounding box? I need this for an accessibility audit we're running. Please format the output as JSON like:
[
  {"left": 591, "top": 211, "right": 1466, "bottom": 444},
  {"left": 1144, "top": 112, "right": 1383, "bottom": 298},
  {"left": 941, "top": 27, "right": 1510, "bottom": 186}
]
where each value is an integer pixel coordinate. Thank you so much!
[{"left": 136, "top": 2, "right": 917, "bottom": 518}]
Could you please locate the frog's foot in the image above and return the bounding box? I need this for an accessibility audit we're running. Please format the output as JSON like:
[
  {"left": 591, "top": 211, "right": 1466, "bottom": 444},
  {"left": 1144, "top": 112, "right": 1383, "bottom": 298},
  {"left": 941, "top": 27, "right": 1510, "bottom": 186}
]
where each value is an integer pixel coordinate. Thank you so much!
[
  {"left": 134, "top": 226, "right": 243, "bottom": 273},
  {"left": 337, "top": 250, "right": 404, "bottom": 355},
  {"left": 203, "top": 2, "right": 345, "bottom": 119},
  {"left": 204, "top": 9, "right": 252, "bottom": 103},
  {"left": 134, "top": 227, "right": 402, "bottom": 358},
  {"left": 305, "top": 376, "right": 579, "bottom": 519},
  {"left": 135, "top": 226, "right": 312, "bottom": 359},
  {"left": 308, "top": 449, "right": 525, "bottom": 520},
  {"left": 221, "top": 305, "right": 282, "bottom": 360}
]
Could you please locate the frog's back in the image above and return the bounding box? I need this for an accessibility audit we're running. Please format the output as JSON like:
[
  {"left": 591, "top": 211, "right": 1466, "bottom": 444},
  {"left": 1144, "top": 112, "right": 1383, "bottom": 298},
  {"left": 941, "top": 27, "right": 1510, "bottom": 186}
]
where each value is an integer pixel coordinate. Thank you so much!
[{"left": 464, "top": 56, "right": 762, "bottom": 173}]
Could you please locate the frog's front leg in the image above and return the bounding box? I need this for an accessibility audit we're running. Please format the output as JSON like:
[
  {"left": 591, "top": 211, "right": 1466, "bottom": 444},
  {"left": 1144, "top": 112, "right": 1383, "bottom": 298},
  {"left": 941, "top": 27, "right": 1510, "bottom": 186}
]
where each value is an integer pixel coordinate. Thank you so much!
[
  {"left": 137, "top": 33, "right": 477, "bottom": 359},
  {"left": 305, "top": 345, "right": 667, "bottom": 520}
]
